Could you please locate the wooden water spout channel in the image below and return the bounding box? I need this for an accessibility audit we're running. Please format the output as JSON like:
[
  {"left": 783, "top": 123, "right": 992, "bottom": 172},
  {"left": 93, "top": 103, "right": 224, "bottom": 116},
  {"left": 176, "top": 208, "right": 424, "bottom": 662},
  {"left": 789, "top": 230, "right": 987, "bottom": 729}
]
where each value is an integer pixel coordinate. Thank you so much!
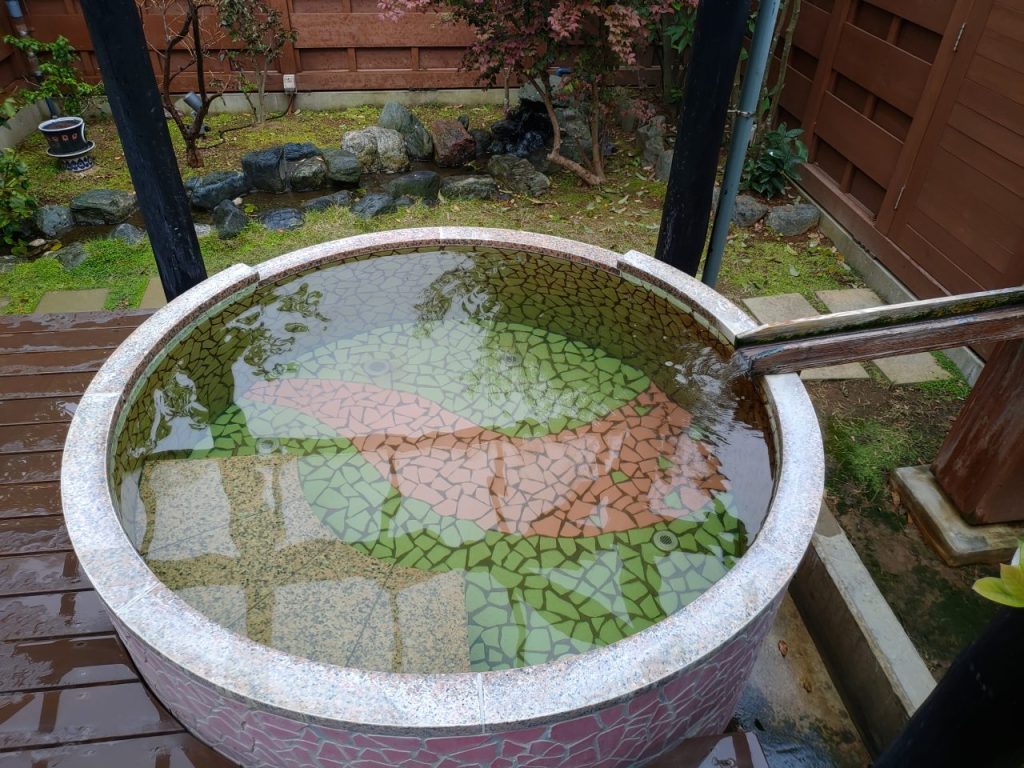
[{"left": 732, "top": 286, "right": 1024, "bottom": 376}]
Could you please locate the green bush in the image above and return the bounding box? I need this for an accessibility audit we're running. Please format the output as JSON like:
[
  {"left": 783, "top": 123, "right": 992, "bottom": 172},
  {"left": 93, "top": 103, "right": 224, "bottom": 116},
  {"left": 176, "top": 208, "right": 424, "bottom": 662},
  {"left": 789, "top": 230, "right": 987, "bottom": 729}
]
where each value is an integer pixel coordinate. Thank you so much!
[
  {"left": 2, "top": 34, "right": 103, "bottom": 116},
  {"left": 742, "top": 123, "right": 808, "bottom": 199},
  {"left": 0, "top": 148, "right": 38, "bottom": 250}
]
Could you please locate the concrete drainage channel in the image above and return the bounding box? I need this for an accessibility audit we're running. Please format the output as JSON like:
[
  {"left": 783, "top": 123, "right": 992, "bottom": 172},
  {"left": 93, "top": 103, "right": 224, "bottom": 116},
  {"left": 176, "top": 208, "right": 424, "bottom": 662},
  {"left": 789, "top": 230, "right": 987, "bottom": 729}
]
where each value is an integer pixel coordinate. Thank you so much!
[{"left": 789, "top": 503, "right": 936, "bottom": 757}]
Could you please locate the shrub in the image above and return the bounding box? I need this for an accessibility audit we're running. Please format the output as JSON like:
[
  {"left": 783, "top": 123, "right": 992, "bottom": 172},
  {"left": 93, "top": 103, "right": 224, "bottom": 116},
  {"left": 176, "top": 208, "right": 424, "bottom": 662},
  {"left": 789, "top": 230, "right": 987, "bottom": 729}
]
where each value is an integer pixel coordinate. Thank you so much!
[
  {"left": 2, "top": 35, "right": 103, "bottom": 116},
  {"left": 742, "top": 122, "right": 807, "bottom": 199},
  {"left": 0, "top": 148, "right": 38, "bottom": 250}
]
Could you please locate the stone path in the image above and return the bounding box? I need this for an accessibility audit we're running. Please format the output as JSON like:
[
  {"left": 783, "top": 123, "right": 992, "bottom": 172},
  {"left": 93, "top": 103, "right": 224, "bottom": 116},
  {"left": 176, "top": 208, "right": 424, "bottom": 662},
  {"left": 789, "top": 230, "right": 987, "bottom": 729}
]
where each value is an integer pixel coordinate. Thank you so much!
[
  {"left": 139, "top": 277, "right": 167, "bottom": 309},
  {"left": 743, "top": 288, "right": 949, "bottom": 384},
  {"left": 35, "top": 288, "right": 109, "bottom": 313}
]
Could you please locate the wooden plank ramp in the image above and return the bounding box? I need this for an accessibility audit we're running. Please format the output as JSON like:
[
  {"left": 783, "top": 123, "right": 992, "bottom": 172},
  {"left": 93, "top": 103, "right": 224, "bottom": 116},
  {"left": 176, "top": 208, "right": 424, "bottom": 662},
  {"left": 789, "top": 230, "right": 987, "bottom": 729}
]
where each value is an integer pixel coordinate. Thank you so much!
[{"left": 0, "top": 311, "right": 236, "bottom": 767}]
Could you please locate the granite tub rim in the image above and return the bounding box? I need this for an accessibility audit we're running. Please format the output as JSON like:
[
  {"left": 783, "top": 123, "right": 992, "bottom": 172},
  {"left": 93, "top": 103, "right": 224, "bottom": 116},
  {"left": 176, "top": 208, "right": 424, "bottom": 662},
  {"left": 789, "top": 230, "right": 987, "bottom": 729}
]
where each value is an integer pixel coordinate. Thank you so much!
[{"left": 61, "top": 227, "right": 823, "bottom": 733}]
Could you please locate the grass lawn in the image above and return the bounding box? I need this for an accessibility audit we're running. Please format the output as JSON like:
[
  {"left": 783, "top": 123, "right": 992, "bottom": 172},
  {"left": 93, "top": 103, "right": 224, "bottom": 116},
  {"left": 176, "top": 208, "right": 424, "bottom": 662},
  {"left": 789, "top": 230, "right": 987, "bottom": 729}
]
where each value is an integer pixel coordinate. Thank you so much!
[{"left": 1, "top": 101, "right": 994, "bottom": 675}]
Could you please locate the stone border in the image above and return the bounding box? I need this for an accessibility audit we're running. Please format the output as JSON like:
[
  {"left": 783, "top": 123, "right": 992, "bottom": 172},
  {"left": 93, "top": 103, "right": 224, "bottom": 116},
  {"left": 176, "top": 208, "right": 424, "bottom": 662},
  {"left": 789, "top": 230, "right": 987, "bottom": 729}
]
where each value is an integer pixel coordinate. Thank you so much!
[
  {"left": 61, "top": 228, "right": 823, "bottom": 737},
  {"left": 790, "top": 504, "right": 935, "bottom": 756}
]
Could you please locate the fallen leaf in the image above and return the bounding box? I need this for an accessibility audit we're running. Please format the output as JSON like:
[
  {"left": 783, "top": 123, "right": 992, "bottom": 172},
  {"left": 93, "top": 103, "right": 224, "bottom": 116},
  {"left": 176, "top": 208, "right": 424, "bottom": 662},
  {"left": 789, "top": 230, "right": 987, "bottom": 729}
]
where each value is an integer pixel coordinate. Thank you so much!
[
  {"left": 778, "top": 640, "right": 788, "bottom": 657},
  {"left": 788, "top": 266, "right": 800, "bottom": 277}
]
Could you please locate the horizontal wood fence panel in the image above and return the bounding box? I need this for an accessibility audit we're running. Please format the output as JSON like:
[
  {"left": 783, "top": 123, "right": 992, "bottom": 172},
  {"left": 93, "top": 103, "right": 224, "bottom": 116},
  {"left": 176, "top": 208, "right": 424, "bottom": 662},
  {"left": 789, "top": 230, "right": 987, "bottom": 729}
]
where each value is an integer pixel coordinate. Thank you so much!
[
  {"left": 940, "top": 126, "right": 1024, "bottom": 198},
  {"left": 291, "top": 13, "right": 475, "bottom": 47},
  {"left": 895, "top": 223, "right": 986, "bottom": 293},
  {"left": 862, "top": 0, "right": 957, "bottom": 34},
  {"left": 780, "top": 68, "right": 813, "bottom": 119},
  {"left": 966, "top": 54, "right": 1024, "bottom": 105},
  {"left": 948, "top": 102, "right": 1024, "bottom": 167},
  {"left": 833, "top": 23, "right": 930, "bottom": 115},
  {"left": 957, "top": 81, "right": 1024, "bottom": 136},
  {"left": 815, "top": 92, "right": 902, "bottom": 187}
]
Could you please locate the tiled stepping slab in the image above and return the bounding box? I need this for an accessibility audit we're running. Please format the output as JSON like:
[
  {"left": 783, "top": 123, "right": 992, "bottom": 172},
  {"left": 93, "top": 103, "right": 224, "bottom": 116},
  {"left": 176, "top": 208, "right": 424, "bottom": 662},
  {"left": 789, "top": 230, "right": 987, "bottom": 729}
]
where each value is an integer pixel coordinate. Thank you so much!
[
  {"left": 816, "top": 289, "right": 950, "bottom": 384},
  {"left": 139, "top": 277, "right": 168, "bottom": 309},
  {"left": 35, "top": 288, "right": 109, "bottom": 314},
  {"left": 741, "top": 294, "right": 869, "bottom": 381}
]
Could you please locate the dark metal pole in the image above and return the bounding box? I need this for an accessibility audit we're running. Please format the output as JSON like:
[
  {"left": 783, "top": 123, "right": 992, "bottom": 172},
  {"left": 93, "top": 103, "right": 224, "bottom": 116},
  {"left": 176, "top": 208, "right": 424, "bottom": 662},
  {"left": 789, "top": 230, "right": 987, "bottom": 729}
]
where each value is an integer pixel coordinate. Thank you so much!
[
  {"left": 79, "top": 0, "right": 206, "bottom": 300},
  {"left": 654, "top": 0, "right": 753, "bottom": 275},
  {"left": 874, "top": 607, "right": 1024, "bottom": 767}
]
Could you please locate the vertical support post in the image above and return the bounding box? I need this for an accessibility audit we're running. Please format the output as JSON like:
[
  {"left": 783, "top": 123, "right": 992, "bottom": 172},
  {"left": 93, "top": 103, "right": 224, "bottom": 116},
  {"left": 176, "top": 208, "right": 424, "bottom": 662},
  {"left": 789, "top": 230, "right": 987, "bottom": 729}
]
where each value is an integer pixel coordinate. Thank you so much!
[
  {"left": 654, "top": 0, "right": 753, "bottom": 275},
  {"left": 702, "top": 0, "right": 782, "bottom": 287},
  {"left": 79, "top": 0, "right": 207, "bottom": 300},
  {"left": 932, "top": 340, "right": 1024, "bottom": 524}
]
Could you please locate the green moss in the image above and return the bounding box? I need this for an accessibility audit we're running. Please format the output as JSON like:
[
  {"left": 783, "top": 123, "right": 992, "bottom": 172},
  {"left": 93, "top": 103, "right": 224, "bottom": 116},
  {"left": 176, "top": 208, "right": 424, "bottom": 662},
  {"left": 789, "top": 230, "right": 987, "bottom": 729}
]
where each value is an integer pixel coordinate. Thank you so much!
[
  {"left": 914, "top": 352, "right": 971, "bottom": 400},
  {"left": 824, "top": 416, "right": 919, "bottom": 528},
  {"left": 716, "top": 233, "right": 860, "bottom": 303}
]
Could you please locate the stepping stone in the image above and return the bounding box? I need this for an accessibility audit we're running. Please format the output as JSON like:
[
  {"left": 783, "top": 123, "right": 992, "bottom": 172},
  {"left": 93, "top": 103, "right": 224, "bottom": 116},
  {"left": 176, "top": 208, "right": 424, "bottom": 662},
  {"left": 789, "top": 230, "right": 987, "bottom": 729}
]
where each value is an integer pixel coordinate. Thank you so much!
[
  {"left": 816, "top": 288, "right": 950, "bottom": 384},
  {"left": 36, "top": 289, "right": 108, "bottom": 314},
  {"left": 139, "top": 277, "right": 167, "bottom": 309},
  {"left": 742, "top": 294, "right": 869, "bottom": 381}
]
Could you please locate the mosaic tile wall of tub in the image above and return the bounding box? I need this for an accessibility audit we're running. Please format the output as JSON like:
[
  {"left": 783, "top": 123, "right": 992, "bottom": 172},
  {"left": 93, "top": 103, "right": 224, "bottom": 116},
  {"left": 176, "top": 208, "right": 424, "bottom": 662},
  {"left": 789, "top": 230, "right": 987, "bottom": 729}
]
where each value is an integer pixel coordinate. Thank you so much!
[{"left": 113, "top": 247, "right": 775, "bottom": 672}]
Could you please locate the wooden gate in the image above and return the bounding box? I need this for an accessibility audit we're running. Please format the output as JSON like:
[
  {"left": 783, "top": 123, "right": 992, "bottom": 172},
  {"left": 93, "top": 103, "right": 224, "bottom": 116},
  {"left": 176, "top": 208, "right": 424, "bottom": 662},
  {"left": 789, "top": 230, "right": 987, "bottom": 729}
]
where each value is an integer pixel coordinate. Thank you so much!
[{"left": 780, "top": 0, "right": 1024, "bottom": 301}]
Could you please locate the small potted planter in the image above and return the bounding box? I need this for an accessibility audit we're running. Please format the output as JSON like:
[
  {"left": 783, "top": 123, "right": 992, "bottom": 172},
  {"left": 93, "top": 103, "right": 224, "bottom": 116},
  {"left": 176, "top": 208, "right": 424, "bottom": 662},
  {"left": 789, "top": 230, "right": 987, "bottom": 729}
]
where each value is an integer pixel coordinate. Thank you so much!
[{"left": 39, "top": 116, "right": 95, "bottom": 173}]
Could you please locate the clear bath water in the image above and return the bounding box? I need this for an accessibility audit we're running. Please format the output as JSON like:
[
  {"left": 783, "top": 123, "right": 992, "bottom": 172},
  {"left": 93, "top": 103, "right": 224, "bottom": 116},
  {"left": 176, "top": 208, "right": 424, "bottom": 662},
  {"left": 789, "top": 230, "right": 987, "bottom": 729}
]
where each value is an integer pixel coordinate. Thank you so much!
[{"left": 115, "top": 248, "right": 774, "bottom": 672}]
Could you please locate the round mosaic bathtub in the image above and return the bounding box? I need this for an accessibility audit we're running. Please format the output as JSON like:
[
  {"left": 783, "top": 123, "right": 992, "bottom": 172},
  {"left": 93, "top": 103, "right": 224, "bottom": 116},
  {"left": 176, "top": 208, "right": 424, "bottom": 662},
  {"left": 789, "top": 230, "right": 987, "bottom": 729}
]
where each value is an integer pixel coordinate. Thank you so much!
[{"left": 62, "top": 228, "right": 822, "bottom": 768}]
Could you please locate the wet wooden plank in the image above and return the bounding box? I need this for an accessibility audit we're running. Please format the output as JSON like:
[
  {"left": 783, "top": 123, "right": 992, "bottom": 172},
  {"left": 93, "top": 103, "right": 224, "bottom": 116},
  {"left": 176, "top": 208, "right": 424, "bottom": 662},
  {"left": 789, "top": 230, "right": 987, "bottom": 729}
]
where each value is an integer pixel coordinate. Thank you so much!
[
  {"left": 736, "top": 306, "right": 1024, "bottom": 375},
  {"left": 0, "top": 484, "right": 62, "bottom": 519},
  {"left": 0, "top": 682, "right": 181, "bottom": 749},
  {"left": 0, "top": 312, "right": 149, "bottom": 335},
  {"left": 0, "top": 374, "right": 95, "bottom": 401},
  {"left": 0, "top": 349, "right": 111, "bottom": 377},
  {"left": 0, "top": 732, "right": 235, "bottom": 767},
  {"left": 0, "top": 453, "right": 62, "bottom": 486},
  {"left": 0, "top": 517, "right": 71, "bottom": 557},
  {"left": 0, "top": 552, "right": 86, "bottom": 597},
  {"left": 0, "top": 327, "right": 138, "bottom": 356},
  {"left": 0, "top": 399, "right": 80, "bottom": 428},
  {"left": 0, "top": 636, "right": 135, "bottom": 692},
  {"left": 0, "top": 591, "right": 113, "bottom": 642},
  {"left": 0, "top": 424, "right": 69, "bottom": 455}
]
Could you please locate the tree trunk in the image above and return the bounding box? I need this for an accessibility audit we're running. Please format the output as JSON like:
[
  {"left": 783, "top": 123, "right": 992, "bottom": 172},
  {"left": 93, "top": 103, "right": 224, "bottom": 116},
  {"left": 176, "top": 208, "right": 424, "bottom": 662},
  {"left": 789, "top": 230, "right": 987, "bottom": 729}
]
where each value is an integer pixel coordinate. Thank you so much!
[
  {"left": 762, "top": 0, "right": 801, "bottom": 144},
  {"left": 530, "top": 76, "right": 605, "bottom": 186}
]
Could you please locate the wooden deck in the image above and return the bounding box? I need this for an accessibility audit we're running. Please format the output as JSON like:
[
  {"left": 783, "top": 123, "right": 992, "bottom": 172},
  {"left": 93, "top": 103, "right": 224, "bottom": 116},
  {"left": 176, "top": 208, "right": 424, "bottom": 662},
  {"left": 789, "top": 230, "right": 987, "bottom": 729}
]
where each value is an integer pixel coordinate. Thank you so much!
[
  {"left": 0, "top": 311, "right": 235, "bottom": 767},
  {"left": 0, "top": 310, "right": 767, "bottom": 768}
]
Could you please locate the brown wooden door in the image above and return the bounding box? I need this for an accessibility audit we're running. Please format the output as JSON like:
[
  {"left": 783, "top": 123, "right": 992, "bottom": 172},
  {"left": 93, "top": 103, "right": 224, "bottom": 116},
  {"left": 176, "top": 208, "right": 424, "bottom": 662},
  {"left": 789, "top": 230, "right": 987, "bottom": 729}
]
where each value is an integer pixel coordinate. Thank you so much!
[{"left": 885, "top": 0, "right": 1024, "bottom": 296}]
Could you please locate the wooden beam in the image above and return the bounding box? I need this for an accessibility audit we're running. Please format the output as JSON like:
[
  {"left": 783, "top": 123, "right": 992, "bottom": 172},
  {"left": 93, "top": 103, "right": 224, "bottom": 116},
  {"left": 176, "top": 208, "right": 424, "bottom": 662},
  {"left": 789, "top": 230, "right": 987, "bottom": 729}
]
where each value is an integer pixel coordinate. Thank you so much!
[{"left": 734, "top": 305, "right": 1024, "bottom": 375}]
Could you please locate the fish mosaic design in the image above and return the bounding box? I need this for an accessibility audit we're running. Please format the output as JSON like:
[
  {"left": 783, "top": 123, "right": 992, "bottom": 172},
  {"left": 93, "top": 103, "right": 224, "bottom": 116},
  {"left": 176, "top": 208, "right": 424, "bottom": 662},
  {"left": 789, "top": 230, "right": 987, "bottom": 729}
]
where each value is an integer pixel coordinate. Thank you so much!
[{"left": 184, "top": 320, "right": 748, "bottom": 669}]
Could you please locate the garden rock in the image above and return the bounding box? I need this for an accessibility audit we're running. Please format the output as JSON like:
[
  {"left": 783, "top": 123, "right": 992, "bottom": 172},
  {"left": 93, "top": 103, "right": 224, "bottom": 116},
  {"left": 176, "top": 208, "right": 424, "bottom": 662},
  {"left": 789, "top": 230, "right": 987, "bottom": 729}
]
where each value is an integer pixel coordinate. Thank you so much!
[
  {"left": 190, "top": 171, "right": 250, "bottom": 210},
  {"left": 70, "top": 189, "right": 137, "bottom": 225},
  {"left": 287, "top": 156, "right": 328, "bottom": 192},
  {"left": 732, "top": 195, "right": 769, "bottom": 227},
  {"left": 470, "top": 129, "right": 492, "bottom": 158},
  {"left": 351, "top": 193, "right": 397, "bottom": 219},
  {"left": 110, "top": 223, "right": 146, "bottom": 245},
  {"left": 378, "top": 102, "right": 433, "bottom": 161},
  {"left": 242, "top": 147, "right": 286, "bottom": 193},
  {"left": 282, "top": 142, "right": 319, "bottom": 161},
  {"left": 654, "top": 149, "right": 673, "bottom": 182},
  {"left": 386, "top": 170, "right": 440, "bottom": 201},
  {"left": 395, "top": 195, "right": 415, "bottom": 208},
  {"left": 322, "top": 149, "right": 362, "bottom": 186},
  {"left": 54, "top": 242, "right": 88, "bottom": 270},
  {"left": 765, "top": 203, "right": 821, "bottom": 236},
  {"left": 35, "top": 205, "right": 74, "bottom": 238},
  {"left": 213, "top": 200, "right": 248, "bottom": 239},
  {"left": 636, "top": 116, "right": 667, "bottom": 153},
  {"left": 440, "top": 175, "right": 497, "bottom": 200},
  {"left": 301, "top": 191, "right": 353, "bottom": 213},
  {"left": 341, "top": 127, "right": 409, "bottom": 174},
  {"left": 642, "top": 135, "right": 665, "bottom": 167},
  {"left": 430, "top": 119, "right": 476, "bottom": 167},
  {"left": 260, "top": 208, "right": 304, "bottom": 231},
  {"left": 487, "top": 154, "right": 550, "bottom": 197}
]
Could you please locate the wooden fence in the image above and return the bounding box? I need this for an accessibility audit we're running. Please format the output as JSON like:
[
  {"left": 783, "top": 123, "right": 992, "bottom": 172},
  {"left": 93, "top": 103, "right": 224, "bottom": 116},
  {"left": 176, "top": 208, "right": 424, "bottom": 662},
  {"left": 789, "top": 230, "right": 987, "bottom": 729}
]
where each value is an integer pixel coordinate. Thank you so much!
[{"left": 779, "top": 0, "right": 1024, "bottom": 301}]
